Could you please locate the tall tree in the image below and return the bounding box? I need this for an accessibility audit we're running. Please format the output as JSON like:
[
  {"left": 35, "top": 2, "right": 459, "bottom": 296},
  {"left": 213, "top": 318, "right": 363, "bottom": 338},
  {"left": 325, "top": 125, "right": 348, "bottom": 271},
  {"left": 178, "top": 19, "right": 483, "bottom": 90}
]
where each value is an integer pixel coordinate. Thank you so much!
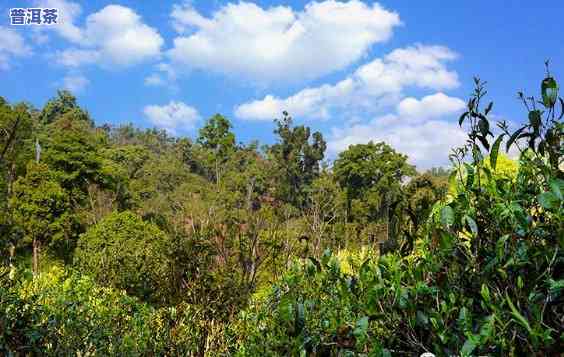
[
  {"left": 0, "top": 99, "right": 34, "bottom": 193},
  {"left": 268, "top": 111, "right": 326, "bottom": 208},
  {"left": 197, "top": 114, "right": 236, "bottom": 187},
  {"left": 0, "top": 99, "right": 34, "bottom": 258},
  {"left": 333, "top": 141, "right": 415, "bottom": 233},
  {"left": 11, "top": 162, "right": 71, "bottom": 273},
  {"left": 42, "top": 112, "right": 106, "bottom": 204},
  {"left": 38, "top": 90, "right": 91, "bottom": 125}
]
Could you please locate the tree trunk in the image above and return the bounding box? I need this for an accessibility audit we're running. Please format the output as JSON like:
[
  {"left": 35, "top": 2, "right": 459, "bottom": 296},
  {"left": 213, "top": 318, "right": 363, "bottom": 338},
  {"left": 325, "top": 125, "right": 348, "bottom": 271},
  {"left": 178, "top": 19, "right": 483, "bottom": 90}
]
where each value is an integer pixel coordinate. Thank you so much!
[{"left": 32, "top": 238, "right": 40, "bottom": 276}]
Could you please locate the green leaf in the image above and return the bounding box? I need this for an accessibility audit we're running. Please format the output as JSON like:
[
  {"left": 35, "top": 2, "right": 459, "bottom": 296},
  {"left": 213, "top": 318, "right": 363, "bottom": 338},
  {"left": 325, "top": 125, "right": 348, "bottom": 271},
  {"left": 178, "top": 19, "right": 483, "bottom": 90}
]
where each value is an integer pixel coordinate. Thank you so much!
[
  {"left": 353, "top": 316, "right": 370, "bottom": 337},
  {"left": 528, "top": 110, "right": 542, "bottom": 133},
  {"left": 478, "top": 118, "right": 490, "bottom": 137},
  {"left": 321, "top": 249, "right": 332, "bottom": 266},
  {"left": 549, "top": 178, "right": 564, "bottom": 200},
  {"left": 541, "top": 76, "right": 558, "bottom": 108},
  {"left": 448, "top": 169, "right": 458, "bottom": 189},
  {"left": 295, "top": 303, "right": 305, "bottom": 334},
  {"left": 506, "top": 294, "right": 532, "bottom": 335},
  {"left": 478, "top": 315, "right": 496, "bottom": 341},
  {"left": 468, "top": 98, "right": 476, "bottom": 111},
  {"left": 472, "top": 145, "right": 484, "bottom": 163},
  {"left": 459, "top": 111, "right": 469, "bottom": 126},
  {"left": 485, "top": 101, "right": 494, "bottom": 115},
  {"left": 506, "top": 126, "right": 526, "bottom": 152},
  {"left": 489, "top": 134, "right": 505, "bottom": 170},
  {"left": 440, "top": 206, "right": 455, "bottom": 229},
  {"left": 548, "top": 279, "right": 564, "bottom": 297},
  {"left": 477, "top": 135, "right": 490, "bottom": 151},
  {"left": 480, "top": 284, "right": 491, "bottom": 304},
  {"left": 538, "top": 191, "right": 557, "bottom": 209},
  {"left": 461, "top": 335, "right": 478, "bottom": 356},
  {"left": 416, "top": 311, "right": 429, "bottom": 327},
  {"left": 517, "top": 276, "right": 524, "bottom": 290},
  {"left": 464, "top": 215, "right": 478, "bottom": 235}
]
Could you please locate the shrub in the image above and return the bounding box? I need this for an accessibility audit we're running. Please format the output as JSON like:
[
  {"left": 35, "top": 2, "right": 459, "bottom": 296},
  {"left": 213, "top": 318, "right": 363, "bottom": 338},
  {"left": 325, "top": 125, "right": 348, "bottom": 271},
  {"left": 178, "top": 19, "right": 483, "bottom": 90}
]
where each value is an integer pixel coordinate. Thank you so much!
[
  {"left": 74, "top": 211, "right": 174, "bottom": 304},
  {"left": 0, "top": 266, "right": 161, "bottom": 355}
]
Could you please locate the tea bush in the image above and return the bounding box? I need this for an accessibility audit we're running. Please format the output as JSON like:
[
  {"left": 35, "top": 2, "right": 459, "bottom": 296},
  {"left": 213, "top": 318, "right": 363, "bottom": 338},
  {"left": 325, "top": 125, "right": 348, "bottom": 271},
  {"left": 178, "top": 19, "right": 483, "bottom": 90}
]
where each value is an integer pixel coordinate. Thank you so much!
[{"left": 232, "top": 75, "right": 563, "bottom": 356}]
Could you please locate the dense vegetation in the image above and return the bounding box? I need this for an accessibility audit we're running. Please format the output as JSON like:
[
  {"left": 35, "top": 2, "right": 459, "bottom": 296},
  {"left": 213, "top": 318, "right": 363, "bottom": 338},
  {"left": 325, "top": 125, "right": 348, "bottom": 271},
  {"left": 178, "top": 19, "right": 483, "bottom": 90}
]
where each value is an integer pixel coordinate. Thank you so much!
[{"left": 0, "top": 68, "right": 562, "bottom": 356}]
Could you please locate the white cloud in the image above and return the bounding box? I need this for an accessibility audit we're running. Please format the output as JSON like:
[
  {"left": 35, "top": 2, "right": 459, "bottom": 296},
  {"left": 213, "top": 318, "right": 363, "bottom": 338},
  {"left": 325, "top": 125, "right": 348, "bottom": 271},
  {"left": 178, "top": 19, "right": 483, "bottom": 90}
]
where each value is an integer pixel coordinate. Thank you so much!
[
  {"left": 55, "top": 48, "right": 100, "bottom": 67},
  {"left": 235, "top": 79, "right": 355, "bottom": 121},
  {"left": 47, "top": 2, "right": 163, "bottom": 68},
  {"left": 143, "top": 101, "right": 201, "bottom": 134},
  {"left": 235, "top": 45, "right": 459, "bottom": 121},
  {"left": 144, "top": 63, "right": 178, "bottom": 88},
  {"left": 168, "top": 0, "right": 400, "bottom": 83},
  {"left": 328, "top": 93, "right": 467, "bottom": 169},
  {"left": 60, "top": 73, "right": 90, "bottom": 93},
  {"left": 0, "top": 27, "right": 32, "bottom": 70},
  {"left": 81, "top": 5, "right": 163, "bottom": 66},
  {"left": 34, "top": 0, "right": 84, "bottom": 43},
  {"left": 397, "top": 92, "right": 465, "bottom": 121}
]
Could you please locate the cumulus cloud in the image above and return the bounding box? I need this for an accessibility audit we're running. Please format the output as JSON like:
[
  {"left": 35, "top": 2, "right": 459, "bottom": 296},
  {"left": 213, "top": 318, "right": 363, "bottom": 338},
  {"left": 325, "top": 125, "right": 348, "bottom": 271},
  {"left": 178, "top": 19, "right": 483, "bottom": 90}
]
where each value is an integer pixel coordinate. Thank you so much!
[
  {"left": 0, "top": 27, "right": 32, "bottom": 70},
  {"left": 34, "top": 0, "right": 84, "bottom": 43},
  {"left": 167, "top": 0, "right": 400, "bottom": 83},
  {"left": 44, "top": 1, "right": 163, "bottom": 68},
  {"left": 60, "top": 73, "right": 90, "bottom": 93},
  {"left": 143, "top": 101, "right": 201, "bottom": 134},
  {"left": 79, "top": 5, "right": 163, "bottom": 66},
  {"left": 327, "top": 93, "right": 467, "bottom": 169},
  {"left": 396, "top": 92, "right": 465, "bottom": 121},
  {"left": 235, "top": 45, "right": 459, "bottom": 121}
]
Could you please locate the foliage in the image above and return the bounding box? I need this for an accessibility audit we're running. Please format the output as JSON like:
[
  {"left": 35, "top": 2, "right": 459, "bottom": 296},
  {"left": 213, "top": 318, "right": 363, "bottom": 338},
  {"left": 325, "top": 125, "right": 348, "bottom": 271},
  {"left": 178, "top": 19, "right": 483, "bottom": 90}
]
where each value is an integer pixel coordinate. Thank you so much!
[
  {"left": 42, "top": 113, "right": 107, "bottom": 201},
  {"left": 10, "top": 162, "right": 73, "bottom": 258},
  {"left": 197, "top": 114, "right": 237, "bottom": 185},
  {"left": 74, "top": 211, "right": 175, "bottom": 304},
  {"left": 334, "top": 141, "right": 415, "bottom": 222},
  {"left": 38, "top": 90, "right": 91, "bottom": 125},
  {"left": 0, "top": 266, "right": 160, "bottom": 355},
  {"left": 233, "top": 72, "right": 563, "bottom": 355},
  {"left": 401, "top": 173, "right": 448, "bottom": 253},
  {"left": 269, "top": 111, "right": 326, "bottom": 208},
  {"left": 1, "top": 67, "right": 562, "bottom": 356}
]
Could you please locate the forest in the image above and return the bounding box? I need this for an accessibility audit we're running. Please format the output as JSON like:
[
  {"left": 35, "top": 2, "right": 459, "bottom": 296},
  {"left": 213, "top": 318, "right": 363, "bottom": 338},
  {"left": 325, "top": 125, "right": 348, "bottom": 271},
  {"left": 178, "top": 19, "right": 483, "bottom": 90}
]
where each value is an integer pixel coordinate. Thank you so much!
[{"left": 0, "top": 69, "right": 562, "bottom": 356}]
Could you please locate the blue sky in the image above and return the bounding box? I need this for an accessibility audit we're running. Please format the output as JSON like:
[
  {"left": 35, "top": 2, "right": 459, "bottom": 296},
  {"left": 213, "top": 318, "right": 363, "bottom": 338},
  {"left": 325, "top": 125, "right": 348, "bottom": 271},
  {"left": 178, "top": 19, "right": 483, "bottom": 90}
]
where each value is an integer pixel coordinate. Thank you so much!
[{"left": 1, "top": 0, "right": 563, "bottom": 169}]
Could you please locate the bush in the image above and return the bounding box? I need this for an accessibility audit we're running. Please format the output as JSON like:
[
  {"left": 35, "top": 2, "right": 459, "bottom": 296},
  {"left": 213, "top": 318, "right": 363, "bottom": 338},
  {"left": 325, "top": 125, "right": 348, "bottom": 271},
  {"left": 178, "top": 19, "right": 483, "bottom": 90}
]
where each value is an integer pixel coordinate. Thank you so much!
[
  {"left": 0, "top": 266, "right": 160, "bottom": 355},
  {"left": 0, "top": 266, "right": 235, "bottom": 356},
  {"left": 74, "top": 211, "right": 174, "bottom": 304}
]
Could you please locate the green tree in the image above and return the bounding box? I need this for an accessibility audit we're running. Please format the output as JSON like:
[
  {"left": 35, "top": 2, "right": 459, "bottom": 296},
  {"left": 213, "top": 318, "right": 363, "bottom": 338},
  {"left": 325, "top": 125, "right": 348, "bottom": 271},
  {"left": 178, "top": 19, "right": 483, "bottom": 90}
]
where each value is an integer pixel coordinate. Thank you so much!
[
  {"left": 10, "top": 162, "right": 71, "bottom": 273},
  {"left": 42, "top": 113, "right": 107, "bottom": 203},
  {"left": 268, "top": 111, "right": 326, "bottom": 208},
  {"left": 38, "top": 90, "right": 91, "bottom": 125},
  {"left": 197, "top": 114, "right": 236, "bottom": 186},
  {"left": 333, "top": 141, "right": 415, "bottom": 226},
  {"left": 0, "top": 99, "right": 34, "bottom": 259},
  {"left": 401, "top": 173, "right": 448, "bottom": 253}
]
